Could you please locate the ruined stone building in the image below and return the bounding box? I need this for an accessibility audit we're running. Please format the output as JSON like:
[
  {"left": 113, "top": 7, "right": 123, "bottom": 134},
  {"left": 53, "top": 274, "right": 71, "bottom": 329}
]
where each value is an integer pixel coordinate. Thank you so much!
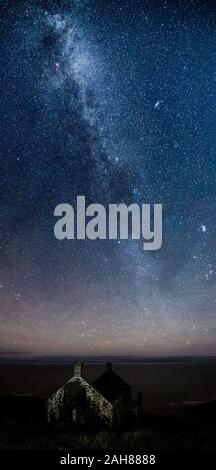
[{"left": 47, "top": 362, "right": 142, "bottom": 427}]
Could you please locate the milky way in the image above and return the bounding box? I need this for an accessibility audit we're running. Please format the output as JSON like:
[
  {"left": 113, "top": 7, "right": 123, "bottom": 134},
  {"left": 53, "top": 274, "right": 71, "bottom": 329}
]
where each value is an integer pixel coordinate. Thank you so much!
[{"left": 0, "top": 0, "right": 216, "bottom": 358}]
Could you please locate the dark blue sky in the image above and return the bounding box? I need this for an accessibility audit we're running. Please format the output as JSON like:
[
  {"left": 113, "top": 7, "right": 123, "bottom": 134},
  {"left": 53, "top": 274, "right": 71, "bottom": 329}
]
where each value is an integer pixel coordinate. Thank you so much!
[{"left": 0, "top": 0, "right": 216, "bottom": 358}]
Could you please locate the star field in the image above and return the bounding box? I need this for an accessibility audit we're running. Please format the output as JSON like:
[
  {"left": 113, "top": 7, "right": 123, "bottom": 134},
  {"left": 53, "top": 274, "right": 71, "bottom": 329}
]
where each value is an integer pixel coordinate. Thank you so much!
[{"left": 0, "top": 0, "right": 216, "bottom": 358}]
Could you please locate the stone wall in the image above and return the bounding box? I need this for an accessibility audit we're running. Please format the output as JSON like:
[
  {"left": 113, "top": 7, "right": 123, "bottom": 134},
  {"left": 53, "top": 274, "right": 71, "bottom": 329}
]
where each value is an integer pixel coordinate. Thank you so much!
[
  {"left": 47, "top": 376, "right": 113, "bottom": 425},
  {"left": 47, "top": 386, "right": 64, "bottom": 421}
]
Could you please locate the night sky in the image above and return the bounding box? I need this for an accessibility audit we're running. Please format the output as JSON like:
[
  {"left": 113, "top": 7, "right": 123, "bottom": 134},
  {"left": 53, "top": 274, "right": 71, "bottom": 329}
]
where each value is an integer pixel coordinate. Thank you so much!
[{"left": 1, "top": 0, "right": 216, "bottom": 359}]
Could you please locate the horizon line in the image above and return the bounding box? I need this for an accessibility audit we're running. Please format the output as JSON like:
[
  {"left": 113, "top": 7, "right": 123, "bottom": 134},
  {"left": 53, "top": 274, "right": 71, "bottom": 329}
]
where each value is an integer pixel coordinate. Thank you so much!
[{"left": 0, "top": 354, "right": 216, "bottom": 364}]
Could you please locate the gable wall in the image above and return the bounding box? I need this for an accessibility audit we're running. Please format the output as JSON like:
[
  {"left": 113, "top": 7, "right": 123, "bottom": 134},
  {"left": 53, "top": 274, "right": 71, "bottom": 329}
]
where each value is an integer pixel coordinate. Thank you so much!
[{"left": 47, "top": 376, "right": 113, "bottom": 424}]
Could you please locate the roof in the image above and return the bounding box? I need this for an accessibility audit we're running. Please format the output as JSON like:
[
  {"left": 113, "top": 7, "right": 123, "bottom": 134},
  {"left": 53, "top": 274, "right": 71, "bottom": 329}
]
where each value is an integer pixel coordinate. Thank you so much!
[{"left": 93, "top": 365, "right": 131, "bottom": 402}]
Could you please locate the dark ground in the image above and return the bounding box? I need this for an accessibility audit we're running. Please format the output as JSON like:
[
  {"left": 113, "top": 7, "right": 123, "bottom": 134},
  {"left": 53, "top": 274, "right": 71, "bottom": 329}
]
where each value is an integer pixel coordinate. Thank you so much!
[{"left": 0, "top": 363, "right": 216, "bottom": 450}]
